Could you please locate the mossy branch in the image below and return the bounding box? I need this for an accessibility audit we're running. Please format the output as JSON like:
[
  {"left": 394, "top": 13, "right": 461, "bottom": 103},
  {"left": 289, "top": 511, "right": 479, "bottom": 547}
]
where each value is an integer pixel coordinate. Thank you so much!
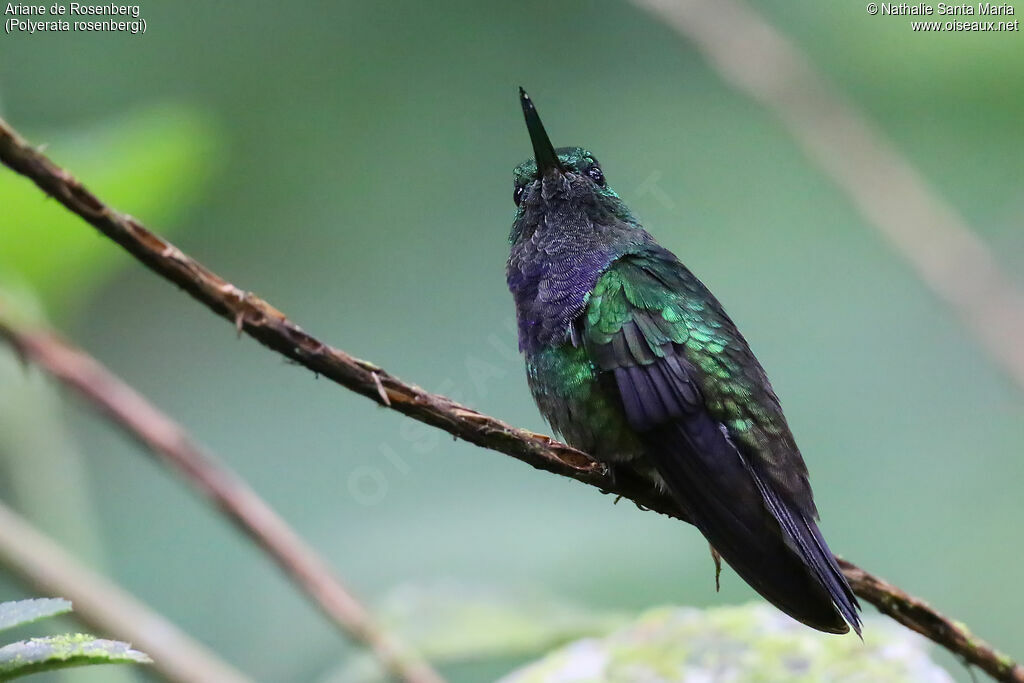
[{"left": 0, "top": 118, "right": 1020, "bottom": 683}]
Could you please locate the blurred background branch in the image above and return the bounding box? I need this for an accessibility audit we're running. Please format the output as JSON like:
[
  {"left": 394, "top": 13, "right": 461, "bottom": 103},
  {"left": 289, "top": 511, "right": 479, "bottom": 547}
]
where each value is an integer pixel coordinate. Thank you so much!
[
  {"left": 0, "top": 500, "right": 251, "bottom": 683},
  {"left": 630, "top": 0, "right": 1024, "bottom": 391},
  {"left": 0, "top": 300, "right": 443, "bottom": 683},
  {"left": 1, "top": 118, "right": 1020, "bottom": 683}
]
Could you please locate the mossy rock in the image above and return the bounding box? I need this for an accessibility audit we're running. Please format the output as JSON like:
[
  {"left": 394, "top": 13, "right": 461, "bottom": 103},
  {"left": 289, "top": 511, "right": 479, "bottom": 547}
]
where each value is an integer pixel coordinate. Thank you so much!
[{"left": 500, "top": 603, "right": 952, "bottom": 683}]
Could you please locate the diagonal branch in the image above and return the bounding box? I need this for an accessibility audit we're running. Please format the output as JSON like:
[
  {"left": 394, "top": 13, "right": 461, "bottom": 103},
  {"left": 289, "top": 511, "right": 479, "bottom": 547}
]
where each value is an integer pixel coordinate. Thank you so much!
[
  {"left": 0, "top": 306, "right": 443, "bottom": 683},
  {"left": 1, "top": 118, "right": 1021, "bottom": 683}
]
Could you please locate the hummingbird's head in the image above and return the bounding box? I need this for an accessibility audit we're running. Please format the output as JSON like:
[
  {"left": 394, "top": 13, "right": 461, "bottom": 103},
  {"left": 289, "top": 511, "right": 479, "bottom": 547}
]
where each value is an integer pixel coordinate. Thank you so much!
[
  {"left": 512, "top": 145, "right": 608, "bottom": 206},
  {"left": 511, "top": 88, "right": 636, "bottom": 245}
]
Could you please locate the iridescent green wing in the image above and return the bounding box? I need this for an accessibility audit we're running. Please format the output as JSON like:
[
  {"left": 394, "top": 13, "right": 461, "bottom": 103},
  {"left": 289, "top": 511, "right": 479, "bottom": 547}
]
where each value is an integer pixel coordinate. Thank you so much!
[
  {"left": 582, "top": 251, "right": 859, "bottom": 634},
  {"left": 584, "top": 251, "right": 814, "bottom": 511}
]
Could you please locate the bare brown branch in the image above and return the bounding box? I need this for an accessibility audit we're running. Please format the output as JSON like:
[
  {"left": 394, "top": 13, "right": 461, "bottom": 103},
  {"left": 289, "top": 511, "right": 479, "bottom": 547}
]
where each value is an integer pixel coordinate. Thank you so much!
[
  {"left": 1, "top": 117, "right": 1020, "bottom": 682},
  {"left": 840, "top": 560, "right": 1023, "bottom": 682},
  {"left": 0, "top": 308, "right": 443, "bottom": 683}
]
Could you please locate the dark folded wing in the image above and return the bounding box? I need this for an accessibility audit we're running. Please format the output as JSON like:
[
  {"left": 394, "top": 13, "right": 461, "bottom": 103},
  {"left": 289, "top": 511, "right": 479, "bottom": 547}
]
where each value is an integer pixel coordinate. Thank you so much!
[{"left": 584, "top": 253, "right": 860, "bottom": 634}]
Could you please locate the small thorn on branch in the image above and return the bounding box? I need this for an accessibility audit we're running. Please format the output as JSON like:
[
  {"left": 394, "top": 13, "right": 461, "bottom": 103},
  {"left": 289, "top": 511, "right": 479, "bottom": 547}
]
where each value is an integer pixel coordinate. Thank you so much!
[{"left": 372, "top": 372, "right": 391, "bottom": 406}]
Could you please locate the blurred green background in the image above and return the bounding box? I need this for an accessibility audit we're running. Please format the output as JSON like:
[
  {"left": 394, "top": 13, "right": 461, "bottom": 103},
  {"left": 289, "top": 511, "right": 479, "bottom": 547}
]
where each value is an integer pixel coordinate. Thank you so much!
[{"left": 1, "top": 1, "right": 1022, "bottom": 680}]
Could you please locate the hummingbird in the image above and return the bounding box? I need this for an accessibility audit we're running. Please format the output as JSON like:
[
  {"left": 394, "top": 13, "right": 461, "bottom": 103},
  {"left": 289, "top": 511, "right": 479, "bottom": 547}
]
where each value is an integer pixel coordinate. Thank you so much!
[{"left": 506, "top": 88, "right": 860, "bottom": 635}]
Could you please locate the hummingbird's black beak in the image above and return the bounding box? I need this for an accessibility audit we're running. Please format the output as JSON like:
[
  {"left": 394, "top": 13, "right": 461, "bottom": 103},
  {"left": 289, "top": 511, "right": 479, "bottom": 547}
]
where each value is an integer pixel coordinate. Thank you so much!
[{"left": 519, "top": 87, "right": 562, "bottom": 176}]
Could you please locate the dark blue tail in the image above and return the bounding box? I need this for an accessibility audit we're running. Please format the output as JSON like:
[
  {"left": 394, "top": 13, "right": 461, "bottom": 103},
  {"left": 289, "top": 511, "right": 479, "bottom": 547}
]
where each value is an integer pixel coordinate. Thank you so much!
[{"left": 648, "top": 419, "right": 861, "bottom": 635}]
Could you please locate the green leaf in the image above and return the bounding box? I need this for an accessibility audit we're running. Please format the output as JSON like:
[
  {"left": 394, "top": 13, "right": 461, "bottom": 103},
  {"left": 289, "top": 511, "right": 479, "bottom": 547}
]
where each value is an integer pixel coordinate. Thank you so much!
[
  {"left": 0, "top": 104, "right": 219, "bottom": 314},
  {"left": 0, "top": 600, "right": 71, "bottom": 633},
  {"left": 0, "top": 634, "right": 150, "bottom": 680}
]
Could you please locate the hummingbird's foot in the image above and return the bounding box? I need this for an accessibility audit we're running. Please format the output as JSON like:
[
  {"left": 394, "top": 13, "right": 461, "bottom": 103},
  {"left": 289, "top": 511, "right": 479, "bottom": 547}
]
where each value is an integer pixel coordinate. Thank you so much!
[{"left": 607, "top": 464, "right": 624, "bottom": 504}]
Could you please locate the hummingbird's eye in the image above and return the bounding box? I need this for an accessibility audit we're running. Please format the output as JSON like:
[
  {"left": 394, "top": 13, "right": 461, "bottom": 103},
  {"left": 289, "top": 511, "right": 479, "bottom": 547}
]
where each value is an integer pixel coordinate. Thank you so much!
[
  {"left": 513, "top": 185, "right": 524, "bottom": 206},
  {"left": 586, "top": 165, "right": 605, "bottom": 186}
]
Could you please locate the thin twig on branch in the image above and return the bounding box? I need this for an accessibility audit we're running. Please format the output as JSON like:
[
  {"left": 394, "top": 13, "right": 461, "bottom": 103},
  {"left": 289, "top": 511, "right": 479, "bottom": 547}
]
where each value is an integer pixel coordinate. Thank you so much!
[
  {"left": 0, "top": 308, "right": 443, "bottom": 683},
  {"left": 0, "top": 500, "right": 253, "bottom": 683},
  {"left": 629, "top": 0, "right": 1024, "bottom": 392},
  {"left": 0, "top": 118, "right": 1021, "bottom": 683}
]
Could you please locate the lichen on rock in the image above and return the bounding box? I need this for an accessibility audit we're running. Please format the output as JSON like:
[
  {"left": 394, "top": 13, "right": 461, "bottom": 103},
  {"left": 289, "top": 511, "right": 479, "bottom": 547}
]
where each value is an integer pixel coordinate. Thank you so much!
[{"left": 500, "top": 603, "right": 953, "bottom": 683}]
